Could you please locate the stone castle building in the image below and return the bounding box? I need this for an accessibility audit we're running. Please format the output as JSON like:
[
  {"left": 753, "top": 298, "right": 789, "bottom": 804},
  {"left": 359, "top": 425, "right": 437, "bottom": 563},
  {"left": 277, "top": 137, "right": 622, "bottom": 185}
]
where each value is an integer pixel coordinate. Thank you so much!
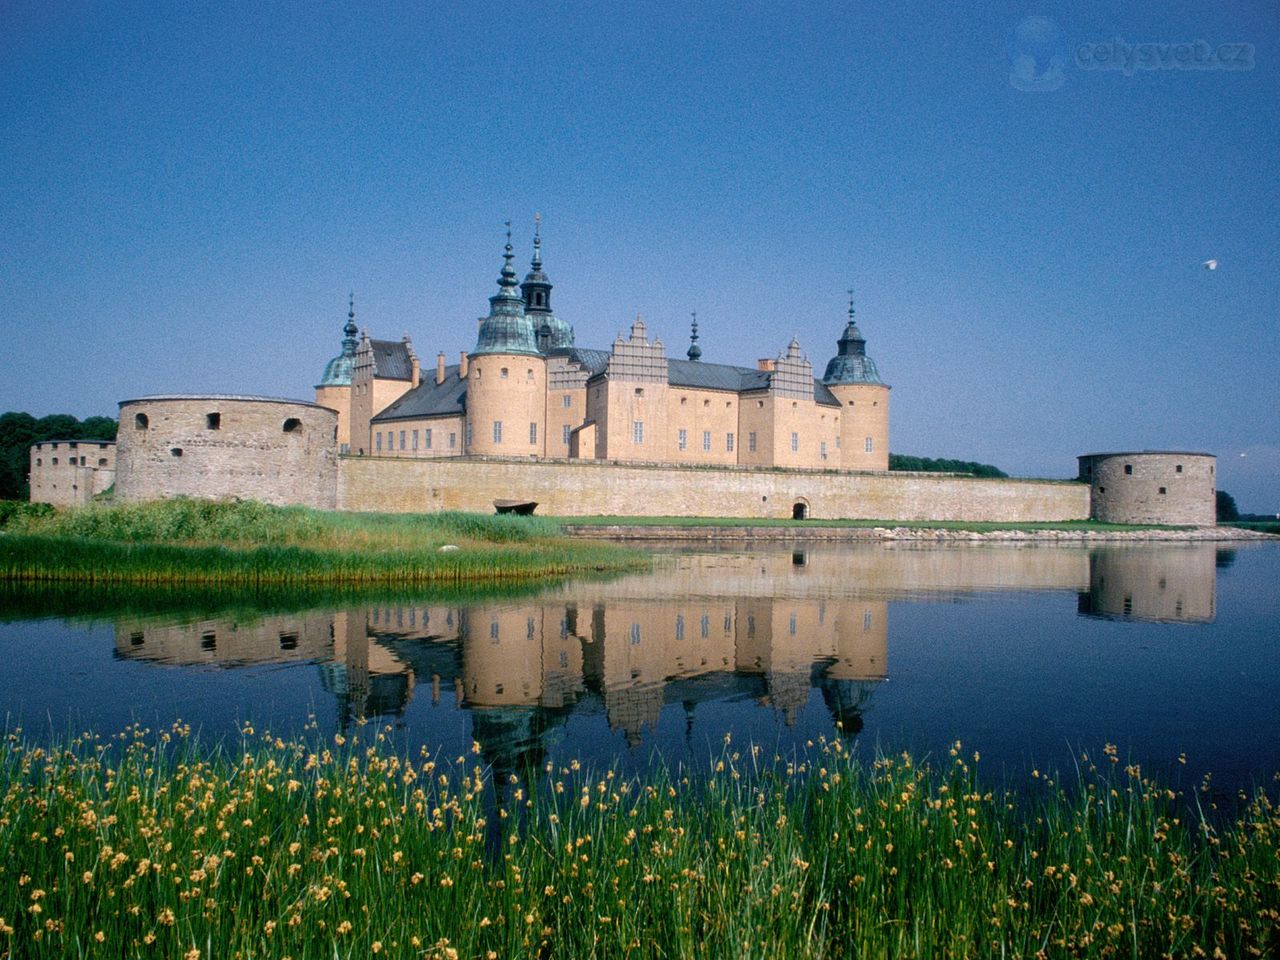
[
  {"left": 316, "top": 226, "right": 890, "bottom": 474},
  {"left": 29, "top": 439, "right": 116, "bottom": 506}
]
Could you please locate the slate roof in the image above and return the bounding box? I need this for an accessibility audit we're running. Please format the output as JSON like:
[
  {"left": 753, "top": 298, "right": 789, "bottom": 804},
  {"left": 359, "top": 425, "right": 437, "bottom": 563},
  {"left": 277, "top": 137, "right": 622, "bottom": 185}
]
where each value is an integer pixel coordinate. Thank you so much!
[
  {"left": 372, "top": 368, "right": 467, "bottom": 422},
  {"left": 368, "top": 339, "right": 415, "bottom": 380}
]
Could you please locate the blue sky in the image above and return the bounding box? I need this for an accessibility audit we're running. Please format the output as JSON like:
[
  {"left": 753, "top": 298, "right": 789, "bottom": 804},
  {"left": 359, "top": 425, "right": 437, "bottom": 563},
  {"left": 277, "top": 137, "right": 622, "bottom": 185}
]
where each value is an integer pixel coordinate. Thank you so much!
[{"left": 2, "top": 0, "right": 1276, "bottom": 510}]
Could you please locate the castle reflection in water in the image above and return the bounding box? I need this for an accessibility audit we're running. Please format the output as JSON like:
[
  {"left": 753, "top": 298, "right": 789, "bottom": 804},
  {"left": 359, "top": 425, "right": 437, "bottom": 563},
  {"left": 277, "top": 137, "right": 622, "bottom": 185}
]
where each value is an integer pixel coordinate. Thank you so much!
[{"left": 112, "top": 544, "right": 1225, "bottom": 768}]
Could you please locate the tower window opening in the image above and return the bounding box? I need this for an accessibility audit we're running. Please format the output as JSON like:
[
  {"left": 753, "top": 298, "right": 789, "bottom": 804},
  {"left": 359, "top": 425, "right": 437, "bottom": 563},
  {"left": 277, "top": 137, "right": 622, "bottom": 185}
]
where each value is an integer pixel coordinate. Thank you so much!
[
  {"left": 134, "top": 413, "right": 149, "bottom": 430},
  {"left": 283, "top": 418, "right": 303, "bottom": 434},
  {"left": 1176, "top": 464, "right": 1183, "bottom": 473},
  {"left": 206, "top": 412, "right": 220, "bottom": 430},
  {"left": 500, "top": 367, "right": 509, "bottom": 379},
  {"left": 1124, "top": 464, "right": 1133, "bottom": 475},
  {"left": 170, "top": 448, "right": 183, "bottom": 457},
  {"left": 1158, "top": 487, "right": 1167, "bottom": 495}
]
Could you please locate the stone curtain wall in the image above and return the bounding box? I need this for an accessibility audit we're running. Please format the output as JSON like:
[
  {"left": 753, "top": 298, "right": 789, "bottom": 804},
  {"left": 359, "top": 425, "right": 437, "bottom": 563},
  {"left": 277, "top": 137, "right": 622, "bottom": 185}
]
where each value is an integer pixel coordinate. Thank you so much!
[
  {"left": 1078, "top": 452, "right": 1216, "bottom": 526},
  {"left": 116, "top": 396, "right": 338, "bottom": 509},
  {"left": 29, "top": 440, "right": 116, "bottom": 506},
  {"left": 338, "top": 455, "right": 1090, "bottom": 522}
]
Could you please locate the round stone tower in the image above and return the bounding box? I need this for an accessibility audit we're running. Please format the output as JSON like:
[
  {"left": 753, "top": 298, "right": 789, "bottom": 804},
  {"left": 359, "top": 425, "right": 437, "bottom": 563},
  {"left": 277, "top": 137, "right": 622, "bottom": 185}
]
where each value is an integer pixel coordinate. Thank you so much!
[
  {"left": 1077, "top": 451, "right": 1216, "bottom": 525},
  {"left": 465, "top": 227, "right": 547, "bottom": 457},
  {"left": 822, "top": 295, "right": 890, "bottom": 471}
]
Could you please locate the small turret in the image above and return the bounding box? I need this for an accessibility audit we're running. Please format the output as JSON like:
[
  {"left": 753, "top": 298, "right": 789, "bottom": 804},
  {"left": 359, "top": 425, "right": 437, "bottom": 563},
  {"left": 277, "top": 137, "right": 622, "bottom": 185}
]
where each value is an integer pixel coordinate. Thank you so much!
[
  {"left": 687, "top": 311, "right": 702, "bottom": 362},
  {"left": 473, "top": 223, "right": 540, "bottom": 357}
]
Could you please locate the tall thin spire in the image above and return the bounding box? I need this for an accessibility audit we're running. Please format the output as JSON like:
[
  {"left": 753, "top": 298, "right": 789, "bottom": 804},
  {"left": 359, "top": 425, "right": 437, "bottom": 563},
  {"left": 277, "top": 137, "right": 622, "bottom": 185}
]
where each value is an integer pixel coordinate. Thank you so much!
[
  {"left": 847, "top": 287, "right": 856, "bottom": 321},
  {"left": 687, "top": 310, "right": 702, "bottom": 361},
  {"left": 532, "top": 212, "right": 542, "bottom": 270},
  {"left": 498, "top": 220, "right": 517, "bottom": 290},
  {"left": 341, "top": 293, "right": 358, "bottom": 354}
]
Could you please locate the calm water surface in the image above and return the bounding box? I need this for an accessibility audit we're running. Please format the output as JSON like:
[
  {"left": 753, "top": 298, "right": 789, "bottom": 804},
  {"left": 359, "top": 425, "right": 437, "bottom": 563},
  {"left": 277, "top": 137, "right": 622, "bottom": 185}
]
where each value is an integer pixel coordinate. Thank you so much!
[{"left": 2, "top": 541, "right": 1277, "bottom": 792}]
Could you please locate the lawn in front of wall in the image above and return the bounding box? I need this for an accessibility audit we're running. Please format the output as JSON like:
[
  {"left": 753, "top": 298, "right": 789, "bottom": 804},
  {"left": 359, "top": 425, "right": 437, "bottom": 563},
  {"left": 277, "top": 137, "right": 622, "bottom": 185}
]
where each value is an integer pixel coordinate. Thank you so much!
[{"left": 563, "top": 516, "right": 1188, "bottom": 532}]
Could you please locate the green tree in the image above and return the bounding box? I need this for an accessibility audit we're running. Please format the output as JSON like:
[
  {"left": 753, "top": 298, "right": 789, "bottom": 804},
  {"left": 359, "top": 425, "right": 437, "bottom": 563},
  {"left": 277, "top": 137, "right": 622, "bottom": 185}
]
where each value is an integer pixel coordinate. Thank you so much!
[
  {"left": 889, "top": 453, "right": 1008, "bottom": 478},
  {"left": 1216, "top": 490, "right": 1240, "bottom": 522}
]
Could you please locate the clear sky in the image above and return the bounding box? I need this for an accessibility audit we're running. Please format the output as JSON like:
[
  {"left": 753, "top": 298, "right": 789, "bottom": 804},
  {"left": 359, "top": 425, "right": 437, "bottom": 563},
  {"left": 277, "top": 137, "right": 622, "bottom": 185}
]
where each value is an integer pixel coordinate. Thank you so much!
[{"left": 2, "top": 1, "right": 1276, "bottom": 510}]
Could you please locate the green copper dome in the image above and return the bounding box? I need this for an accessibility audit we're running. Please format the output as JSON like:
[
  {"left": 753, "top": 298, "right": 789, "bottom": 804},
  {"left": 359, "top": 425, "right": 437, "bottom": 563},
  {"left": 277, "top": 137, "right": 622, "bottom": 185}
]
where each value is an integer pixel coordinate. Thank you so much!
[
  {"left": 473, "top": 229, "right": 541, "bottom": 357},
  {"left": 822, "top": 296, "right": 884, "bottom": 386},
  {"left": 317, "top": 296, "right": 360, "bottom": 387}
]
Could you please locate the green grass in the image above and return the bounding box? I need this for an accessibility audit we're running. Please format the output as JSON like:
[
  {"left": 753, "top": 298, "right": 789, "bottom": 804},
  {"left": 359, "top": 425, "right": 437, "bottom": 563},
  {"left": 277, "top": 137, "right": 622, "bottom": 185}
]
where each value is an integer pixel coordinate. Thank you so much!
[
  {"left": 563, "top": 515, "right": 1187, "bottom": 532},
  {"left": 0, "top": 499, "right": 644, "bottom": 586},
  {"left": 1, "top": 728, "right": 1277, "bottom": 959},
  {"left": 1227, "top": 520, "right": 1280, "bottom": 535}
]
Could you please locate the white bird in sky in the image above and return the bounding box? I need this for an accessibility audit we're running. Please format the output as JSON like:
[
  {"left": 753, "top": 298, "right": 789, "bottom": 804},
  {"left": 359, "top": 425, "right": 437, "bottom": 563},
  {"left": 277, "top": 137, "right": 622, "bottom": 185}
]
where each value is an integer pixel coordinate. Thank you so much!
[{"left": 1203, "top": 259, "right": 1219, "bottom": 270}]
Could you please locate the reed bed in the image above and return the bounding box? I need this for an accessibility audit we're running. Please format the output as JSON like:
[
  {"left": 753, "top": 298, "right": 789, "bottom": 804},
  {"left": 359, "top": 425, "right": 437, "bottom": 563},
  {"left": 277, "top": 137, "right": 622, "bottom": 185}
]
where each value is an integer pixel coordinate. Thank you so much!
[
  {"left": 1, "top": 726, "right": 1276, "bottom": 959},
  {"left": 0, "top": 500, "right": 642, "bottom": 586}
]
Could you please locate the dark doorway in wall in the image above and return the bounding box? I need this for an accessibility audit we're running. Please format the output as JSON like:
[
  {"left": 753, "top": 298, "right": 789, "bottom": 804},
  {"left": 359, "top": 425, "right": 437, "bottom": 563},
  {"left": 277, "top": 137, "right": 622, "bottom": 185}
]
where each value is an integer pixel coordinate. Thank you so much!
[{"left": 792, "top": 502, "right": 808, "bottom": 520}]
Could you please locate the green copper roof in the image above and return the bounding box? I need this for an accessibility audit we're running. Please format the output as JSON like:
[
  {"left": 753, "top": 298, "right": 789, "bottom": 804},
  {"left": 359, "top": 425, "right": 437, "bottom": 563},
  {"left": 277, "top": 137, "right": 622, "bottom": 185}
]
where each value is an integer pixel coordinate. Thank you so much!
[
  {"left": 473, "top": 228, "right": 541, "bottom": 357},
  {"left": 822, "top": 305, "right": 885, "bottom": 385},
  {"left": 317, "top": 295, "right": 360, "bottom": 387}
]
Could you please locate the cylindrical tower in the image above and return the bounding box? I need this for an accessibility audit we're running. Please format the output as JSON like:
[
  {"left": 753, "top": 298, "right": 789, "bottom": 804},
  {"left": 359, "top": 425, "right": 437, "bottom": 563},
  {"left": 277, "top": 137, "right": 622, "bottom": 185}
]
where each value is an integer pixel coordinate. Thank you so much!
[
  {"left": 465, "top": 228, "right": 547, "bottom": 457},
  {"left": 1077, "top": 451, "right": 1216, "bottom": 525},
  {"left": 822, "top": 296, "right": 890, "bottom": 471}
]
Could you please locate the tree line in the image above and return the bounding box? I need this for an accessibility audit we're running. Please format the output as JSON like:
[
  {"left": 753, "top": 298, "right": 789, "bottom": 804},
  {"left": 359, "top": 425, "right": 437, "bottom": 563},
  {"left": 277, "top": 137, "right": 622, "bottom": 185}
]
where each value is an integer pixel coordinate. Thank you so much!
[
  {"left": 0, "top": 412, "right": 118, "bottom": 501},
  {"left": 888, "top": 453, "right": 1008, "bottom": 478}
]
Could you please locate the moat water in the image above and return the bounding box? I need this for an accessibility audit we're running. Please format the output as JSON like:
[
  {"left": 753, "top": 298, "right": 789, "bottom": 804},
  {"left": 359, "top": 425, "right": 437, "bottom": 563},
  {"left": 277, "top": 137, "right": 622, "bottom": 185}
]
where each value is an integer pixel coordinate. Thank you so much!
[{"left": 1, "top": 541, "right": 1277, "bottom": 793}]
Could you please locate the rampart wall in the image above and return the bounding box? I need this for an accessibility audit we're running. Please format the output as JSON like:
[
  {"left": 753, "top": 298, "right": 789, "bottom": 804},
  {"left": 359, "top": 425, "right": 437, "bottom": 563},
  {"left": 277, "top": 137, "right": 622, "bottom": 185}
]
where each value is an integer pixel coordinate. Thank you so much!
[{"left": 338, "top": 455, "right": 1090, "bottom": 522}]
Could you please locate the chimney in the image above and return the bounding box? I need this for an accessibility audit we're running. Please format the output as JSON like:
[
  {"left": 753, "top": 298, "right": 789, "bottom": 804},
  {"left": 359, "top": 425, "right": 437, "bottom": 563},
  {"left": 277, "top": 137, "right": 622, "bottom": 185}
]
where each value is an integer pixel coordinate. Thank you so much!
[
  {"left": 459, "top": 351, "right": 469, "bottom": 378},
  {"left": 404, "top": 334, "right": 420, "bottom": 389},
  {"left": 436, "top": 352, "right": 446, "bottom": 385},
  {"left": 757, "top": 358, "right": 776, "bottom": 372}
]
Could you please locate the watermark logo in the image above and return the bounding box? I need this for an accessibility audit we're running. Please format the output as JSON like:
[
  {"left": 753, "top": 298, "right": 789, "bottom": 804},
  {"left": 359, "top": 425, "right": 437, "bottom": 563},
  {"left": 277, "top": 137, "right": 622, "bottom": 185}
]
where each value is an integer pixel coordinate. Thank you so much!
[
  {"left": 1009, "top": 16, "right": 1067, "bottom": 92},
  {"left": 1010, "top": 17, "right": 1256, "bottom": 91},
  {"left": 1075, "top": 39, "right": 1254, "bottom": 75}
]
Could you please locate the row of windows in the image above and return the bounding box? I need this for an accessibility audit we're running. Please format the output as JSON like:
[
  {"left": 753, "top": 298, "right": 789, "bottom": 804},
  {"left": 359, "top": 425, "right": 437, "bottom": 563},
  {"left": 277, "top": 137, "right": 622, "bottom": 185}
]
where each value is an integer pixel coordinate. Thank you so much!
[
  {"left": 133, "top": 412, "right": 303, "bottom": 434},
  {"left": 376, "top": 428, "right": 458, "bottom": 452},
  {"left": 35, "top": 456, "right": 109, "bottom": 467}
]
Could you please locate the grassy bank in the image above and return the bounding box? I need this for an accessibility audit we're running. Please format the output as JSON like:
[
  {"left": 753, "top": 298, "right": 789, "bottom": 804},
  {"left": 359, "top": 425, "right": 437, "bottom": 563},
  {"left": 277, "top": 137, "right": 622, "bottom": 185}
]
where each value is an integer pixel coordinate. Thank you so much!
[
  {"left": 565, "top": 516, "right": 1184, "bottom": 532},
  {"left": 1, "top": 728, "right": 1277, "bottom": 959},
  {"left": 0, "top": 500, "right": 643, "bottom": 586}
]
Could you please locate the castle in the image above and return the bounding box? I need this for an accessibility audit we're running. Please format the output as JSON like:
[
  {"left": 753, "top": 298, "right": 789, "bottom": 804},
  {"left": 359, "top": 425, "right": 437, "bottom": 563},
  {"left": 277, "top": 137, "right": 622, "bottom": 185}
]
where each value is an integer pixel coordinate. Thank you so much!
[
  {"left": 316, "top": 223, "right": 890, "bottom": 475},
  {"left": 27, "top": 222, "right": 1220, "bottom": 526}
]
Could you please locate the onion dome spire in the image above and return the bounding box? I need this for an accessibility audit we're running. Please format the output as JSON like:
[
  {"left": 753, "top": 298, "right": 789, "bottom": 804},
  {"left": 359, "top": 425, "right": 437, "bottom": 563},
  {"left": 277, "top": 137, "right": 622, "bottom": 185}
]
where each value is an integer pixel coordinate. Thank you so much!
[
  {"left": 822, "top": 288, "right": 884, "bottom": 385},
  {"left": 522, "top": 213, "right": 574, "bottom": 351},
  {"left": 473, "top": 221, "right": 540, "bottom": 357},
  {"left": 343, "top": 292, "right": 358, "bottom": 346},
  {"left": 317, "top": 293, "right": 361, "bottom": 387},
  {"left": 687, "top": 311, "right": 702, "bottom": 361}
]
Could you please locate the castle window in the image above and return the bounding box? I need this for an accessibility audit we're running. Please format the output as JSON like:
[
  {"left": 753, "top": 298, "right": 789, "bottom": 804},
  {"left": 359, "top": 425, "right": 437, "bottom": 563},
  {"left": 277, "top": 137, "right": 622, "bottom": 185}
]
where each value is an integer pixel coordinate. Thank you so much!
[
  {"left": 399, "top": 430, "right": 406, "bottom": 450},
  {"left": 530, "top": 422, "right": 538, "bottom": 445},
  {"left": 412, "top": 430, "right": 419, "bottom": 451},
  {"left": 35, "top": 458, "right": 41, "bottom": 466},
  {"left": 526, "top": 369, "right": 533, "bottom": 380},
  {"left": 500, "top": 367, "right": 508, "bottom": 379},
  {"left": 201, "top": 631, "right": 216, "bottom": 651},
  {"left": 847, "top": 400, "right": 854, "bottom": 406},
  {"left": 864, "top": 437, "right": 873, "bottom": 453},
  {"left": 678, "top": 429, "right": 687, "bottom": 451},
  {"left": 700, "top": 614, "right": 709, "bottom": 638},
  {"left": 563, "top": 394, "right": 572, "bottom": 408},
  {"left": 80, "top": 456, "right": 87, "bottom": 466},
  {"left": 206, "top": 412, "right": 220, "bottom": 430},
  {"left": 748, "top": 432, "right": 757, "bottom": 453},
  {"left": 376, "top": 433, "right": 382, "bottom": 452},
  {"left": 51, "top": 457, "right": 58, "bottom": 465},
  {"left": 279, "top": 632, "right": 298, "bottom": 651},
  {"left": 702, "top": 430, "right": 711, "bottom": 452},
  {"left": 562, "top": 424, "right": 571, "bottom": 446},
  {"left": 1099, "top": 486, "right": 1105, "bottom": 493},
  {"left": 386, "top": 431, "right": 394, "bottom": 451},
  {"left": 1176, "top": 464, "right": 1183, "bottom": 473},
  {"left": 170, "top": 448, "right": 183, "bottom": 457},
  {"left": 703, "top": 399, "right": 710, "bottom": 407},
  {"left": 820, "top": 441, "right": 828, "bottom": 459},
  {"left": 283, "top": 418, "right": 302, "bottom": 434},
  {"left": 633, "top": 420, "right": 644, "bottom": 444},
  {"left": 791, "top": 432, "right": 799, "bottom": 453},
  {"left": 492, "top": 421, "right": 503, "bottom": 444},
  {"left": 757, "top": 400, "right": 764, "bottom": 408},
  {"left": 425, "top": 429, "right": 432, "bottom": 449},
  {"left": 634, "top": 387, "right": 644, "bottom": 397},
  {"left": 98, "top": 458, "right": 107, "bottom": 467},
  {"left": 134, "top": 413, "right": 148, "bottom": 430},
  {"left": 450, "top": 432, "right": 458, "bottom": 449},
  {"left": 1159, "top": 487, "right": 1167, "bottom": 495},
  {"left": 863, "top": 611, "right": 873, "bottom": 631},
  {"left": 726, "top": 432, "right": 734, "bottom": 453},
  {"left": 629, "top": 623, "right": 641, "bottom": 646},
  {"left": 675, "top": 615, "right": 684, "bottom": 641},
  {"left": 1124, "top": 464, "right": 1133, "bottom": 475},
  {"left": 679, "top": 396, "right": 687, "bottom": 406}
]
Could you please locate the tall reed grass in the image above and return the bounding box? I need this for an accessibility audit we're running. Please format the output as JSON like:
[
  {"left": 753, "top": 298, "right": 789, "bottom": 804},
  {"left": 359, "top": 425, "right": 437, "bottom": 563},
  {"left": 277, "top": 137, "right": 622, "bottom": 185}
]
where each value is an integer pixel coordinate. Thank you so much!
[
  {"left": 0, "top": 500, "right": 642, "bottom": 586},
  {"left": 1, "top": 726, "right": 1276, "bottom": 959}
]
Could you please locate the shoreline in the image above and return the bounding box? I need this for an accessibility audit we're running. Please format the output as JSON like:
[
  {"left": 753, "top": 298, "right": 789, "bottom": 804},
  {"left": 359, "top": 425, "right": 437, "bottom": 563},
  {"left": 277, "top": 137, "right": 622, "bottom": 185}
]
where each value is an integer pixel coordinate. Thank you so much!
[{"left": 564, "top": 523, "right": 1278, "bottom": 543}]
